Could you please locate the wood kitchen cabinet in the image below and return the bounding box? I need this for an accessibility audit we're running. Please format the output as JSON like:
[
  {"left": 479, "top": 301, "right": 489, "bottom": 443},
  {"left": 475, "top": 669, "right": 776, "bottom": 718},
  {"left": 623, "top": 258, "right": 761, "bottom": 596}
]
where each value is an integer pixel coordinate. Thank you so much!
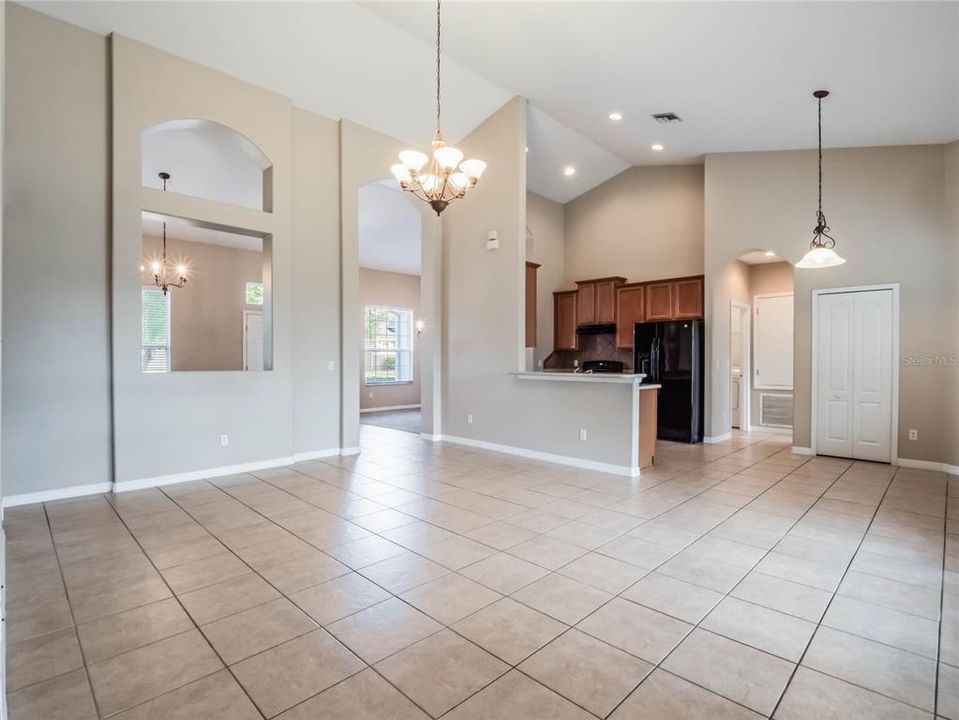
[
  {"left": 575, "top": 277, "right": 626, "bottom": 324},
  {"left": 673, "top": 277, "right": 704, "bottom": 319},
  {"left": 525, "top": 262, "right": 540, "bottom": 348},
  {"left": 615, "top": 284, "right": 646, "bottom": 349},
  {"left": 644, "top": 282, "right": 674, "bottom": 321},
  {"left": 553, "top": 290, "right": 578, "bottom": 350}
]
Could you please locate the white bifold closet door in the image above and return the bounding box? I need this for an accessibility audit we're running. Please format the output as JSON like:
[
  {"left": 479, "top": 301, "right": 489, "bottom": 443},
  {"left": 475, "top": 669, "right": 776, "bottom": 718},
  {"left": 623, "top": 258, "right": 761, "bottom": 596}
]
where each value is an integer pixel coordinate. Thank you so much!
[{"left": 816, "top": 289, "right": 893, "bottom": 462}]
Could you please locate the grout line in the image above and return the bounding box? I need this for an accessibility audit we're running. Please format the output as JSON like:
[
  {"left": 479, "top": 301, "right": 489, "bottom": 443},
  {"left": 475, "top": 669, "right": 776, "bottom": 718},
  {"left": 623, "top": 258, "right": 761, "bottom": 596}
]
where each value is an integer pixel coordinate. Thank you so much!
[{"left": 933, "top": 480, "right": 951, "bottom": 718}]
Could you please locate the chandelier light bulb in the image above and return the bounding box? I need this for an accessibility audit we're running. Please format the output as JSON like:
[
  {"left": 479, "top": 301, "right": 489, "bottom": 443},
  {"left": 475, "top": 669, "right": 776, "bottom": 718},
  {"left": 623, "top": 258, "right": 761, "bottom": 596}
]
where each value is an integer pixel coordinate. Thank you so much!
[
  {"left": 459, "top": 159, "right": 486, "bottom": 180},
  {"left": 151, "top": 260, "right": 162, "bottom": 274},
  {"left": 434, "top": 145, "right": 464, "bottom": 171},
  {"left": 176, "top": 264, "right": 188, "bottom": 276},
  {"left": 399, "top": 150, "right": 428, "bottom": 173}
]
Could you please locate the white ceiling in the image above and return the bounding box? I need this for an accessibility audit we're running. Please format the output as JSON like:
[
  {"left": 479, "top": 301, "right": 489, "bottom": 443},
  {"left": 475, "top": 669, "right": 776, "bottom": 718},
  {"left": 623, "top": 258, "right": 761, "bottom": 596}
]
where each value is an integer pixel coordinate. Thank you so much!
[
  {"left": 142, "top": 213, "right": 263, "bottom": 253},
  {"left": 739, "top": 251, "right": 788, "bottom": 266},
  {"left": 358, "top": 182, "right": 422, "bottom": 276},
  {"left": 31, "top": 1, "right": 959, "bottom": 203}
]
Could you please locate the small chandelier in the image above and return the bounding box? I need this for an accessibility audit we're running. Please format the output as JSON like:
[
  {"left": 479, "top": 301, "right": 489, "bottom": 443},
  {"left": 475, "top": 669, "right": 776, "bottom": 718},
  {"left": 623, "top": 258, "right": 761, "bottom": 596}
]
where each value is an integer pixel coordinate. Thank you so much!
[
  {"left": 390, "top": 0, "right": 486, "bottom": 215},
  {"left": 150, "top": 172, "right": 189, "bottom": 295},
  {"left": 796, "top": 90, "right": 846, "bottom": 269}
]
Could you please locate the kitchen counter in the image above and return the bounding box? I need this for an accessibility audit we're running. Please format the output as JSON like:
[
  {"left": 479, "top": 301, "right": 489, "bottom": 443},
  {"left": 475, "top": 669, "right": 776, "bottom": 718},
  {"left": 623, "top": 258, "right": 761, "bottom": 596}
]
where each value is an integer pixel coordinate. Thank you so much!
[
  {"left": 515, "top": 371, "right": 654, "bottom": 385},
  {"left": 512, "top": 372, "right": 661, "bottom": 471}
]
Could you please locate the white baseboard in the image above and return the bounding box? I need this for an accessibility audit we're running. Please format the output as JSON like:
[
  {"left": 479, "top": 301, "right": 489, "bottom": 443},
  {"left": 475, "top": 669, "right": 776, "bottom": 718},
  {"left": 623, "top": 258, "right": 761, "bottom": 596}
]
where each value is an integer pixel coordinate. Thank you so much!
[
  {"left": 420, "top": 433, "right": 442, "bottom": 442},
  {"left": 115, "top": 456, "right": 298, "bottom": 493},
  {"left": 704, "top": 433, "right": 732, "bottom": 444},
  {"left": 340, "top": 446, "right": 361, "bottom": 456},
  {"left": 756, "top": 426, "right": 792, "bottom": 436},
  {"left": 791, "top": 446, "right": 814, "bottom": 455},
  {"left": 896, "top": 457, "right": 959, "bottom": 474},
  {"left": 292, "top": 448, "right": 343, "bottom": 462},
  {"left": 360, "top": 404, "right": 421, "bottom": 414},
  {"left": 441, "top": 434, "right": 639, "bottom": 477},
  {"left": 2, "top": 482, "right": 114, "bottom": 508}
]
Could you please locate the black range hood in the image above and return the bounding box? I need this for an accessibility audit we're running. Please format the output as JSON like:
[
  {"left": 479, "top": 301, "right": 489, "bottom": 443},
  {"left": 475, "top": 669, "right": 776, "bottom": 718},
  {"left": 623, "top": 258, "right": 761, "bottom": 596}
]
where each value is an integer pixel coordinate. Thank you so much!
[{"left": 577, "top": 323, "right": 616, "bottom": 335}]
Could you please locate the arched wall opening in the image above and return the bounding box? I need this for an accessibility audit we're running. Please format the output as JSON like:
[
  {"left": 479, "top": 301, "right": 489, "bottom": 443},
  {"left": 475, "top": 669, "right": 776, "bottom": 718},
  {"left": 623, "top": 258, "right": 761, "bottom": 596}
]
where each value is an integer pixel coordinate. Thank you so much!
[{"left": 710, "top": 249, "right": 795, "bottom": 442}]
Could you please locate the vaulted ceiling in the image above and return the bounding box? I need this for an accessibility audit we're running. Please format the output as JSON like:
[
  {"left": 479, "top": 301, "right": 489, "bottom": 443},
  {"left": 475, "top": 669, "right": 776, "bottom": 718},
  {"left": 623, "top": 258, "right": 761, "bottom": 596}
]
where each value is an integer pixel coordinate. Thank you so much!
[{"left": 31, "top": 1, "right": 959, "bottom": 203}]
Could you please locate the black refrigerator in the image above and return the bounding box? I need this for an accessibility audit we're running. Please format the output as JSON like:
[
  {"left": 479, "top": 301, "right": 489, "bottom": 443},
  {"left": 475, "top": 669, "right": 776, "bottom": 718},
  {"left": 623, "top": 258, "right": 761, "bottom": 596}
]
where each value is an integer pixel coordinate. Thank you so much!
[{"left": 634, "top": 320, "right": 704, "bottom": 443}]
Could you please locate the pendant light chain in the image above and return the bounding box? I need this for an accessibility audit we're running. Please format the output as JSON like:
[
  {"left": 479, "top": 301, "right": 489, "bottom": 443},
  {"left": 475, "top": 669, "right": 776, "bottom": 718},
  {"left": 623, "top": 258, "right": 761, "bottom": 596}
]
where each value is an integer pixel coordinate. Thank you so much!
[
  {"left": 817, "top": 94, "right": 823, "bottom": 217},
  {"left": 435, "top": 0, "right": 441, "bottom": 135}
]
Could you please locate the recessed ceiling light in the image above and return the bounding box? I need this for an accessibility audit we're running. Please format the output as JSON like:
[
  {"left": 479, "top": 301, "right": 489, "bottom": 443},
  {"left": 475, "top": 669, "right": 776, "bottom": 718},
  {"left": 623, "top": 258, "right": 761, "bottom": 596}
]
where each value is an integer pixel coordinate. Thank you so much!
[
  {"left": 608, "top": 112, "right": 623, "bottom": 121},
  {"left": 563, "top": 165, "right": 576, "bottom": 177},
  {"left": 764, "top": 250, "right": 777, "bottom": 257},
  {"left": 651, "top": 144, "right": 664, "bottom": 151}
]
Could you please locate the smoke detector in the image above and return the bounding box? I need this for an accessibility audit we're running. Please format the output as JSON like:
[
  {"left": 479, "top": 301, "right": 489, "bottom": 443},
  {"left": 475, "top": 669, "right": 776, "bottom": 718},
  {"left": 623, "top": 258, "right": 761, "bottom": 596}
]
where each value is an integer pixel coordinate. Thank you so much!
[{"left": 652, "top": 112, "right": 682, "bottom": 123}]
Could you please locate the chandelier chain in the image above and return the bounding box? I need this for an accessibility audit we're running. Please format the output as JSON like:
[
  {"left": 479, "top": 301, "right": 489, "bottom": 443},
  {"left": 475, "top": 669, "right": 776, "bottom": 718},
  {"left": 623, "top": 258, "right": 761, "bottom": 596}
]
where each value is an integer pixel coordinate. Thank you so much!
[
  {"left": 435, "top": 0, "right": 441, "bottom": 135},
  {"left": 818, "top": 94, "right": 823, "bottom": 217}
]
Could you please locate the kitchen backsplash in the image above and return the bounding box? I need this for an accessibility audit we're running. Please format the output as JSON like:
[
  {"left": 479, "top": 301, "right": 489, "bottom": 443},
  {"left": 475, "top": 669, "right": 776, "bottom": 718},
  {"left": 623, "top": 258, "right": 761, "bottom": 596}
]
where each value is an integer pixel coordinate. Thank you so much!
[{"left": 543, "top": 332, "right": 634, "bottom": 370}]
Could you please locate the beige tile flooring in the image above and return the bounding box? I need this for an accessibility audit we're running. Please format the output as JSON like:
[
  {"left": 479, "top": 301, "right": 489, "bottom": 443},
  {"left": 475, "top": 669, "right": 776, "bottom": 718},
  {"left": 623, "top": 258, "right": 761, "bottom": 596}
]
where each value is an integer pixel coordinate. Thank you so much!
[{"left": 4, "top": 426, "right": 957, "bottom": 719}]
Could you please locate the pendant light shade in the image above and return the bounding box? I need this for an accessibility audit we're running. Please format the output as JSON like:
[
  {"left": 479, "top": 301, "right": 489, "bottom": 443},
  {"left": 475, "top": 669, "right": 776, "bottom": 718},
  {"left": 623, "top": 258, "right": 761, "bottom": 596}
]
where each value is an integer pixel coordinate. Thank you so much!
[{"left": 797, "top": 90, "right": 845, "bottom": 269}]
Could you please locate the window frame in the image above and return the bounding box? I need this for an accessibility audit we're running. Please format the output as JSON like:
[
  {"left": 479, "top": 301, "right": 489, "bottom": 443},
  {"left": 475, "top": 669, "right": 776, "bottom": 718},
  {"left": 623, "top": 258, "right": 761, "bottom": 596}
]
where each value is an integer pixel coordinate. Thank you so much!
[{"left": 363, "top": 304, "right": 414, "bottom": 386}]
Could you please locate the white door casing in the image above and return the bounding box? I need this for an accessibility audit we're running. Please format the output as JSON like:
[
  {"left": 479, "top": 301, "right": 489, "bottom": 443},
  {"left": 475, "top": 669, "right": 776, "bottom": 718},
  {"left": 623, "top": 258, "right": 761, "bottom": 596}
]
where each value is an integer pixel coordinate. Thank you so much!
[
  {"left": 813, "top": 286, "right": 897, "bottom": 463},
  {"left": 243, "top": 310, "right": 264, "bottom": 371}
]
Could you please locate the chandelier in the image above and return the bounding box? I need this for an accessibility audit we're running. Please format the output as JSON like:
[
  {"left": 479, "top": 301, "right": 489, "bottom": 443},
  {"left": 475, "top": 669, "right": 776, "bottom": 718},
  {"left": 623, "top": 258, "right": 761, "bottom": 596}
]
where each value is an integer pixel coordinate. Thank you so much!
[
  {"left": 390, "top": 0, "right": 486, "bottom": 215},
  {"left": 150, "top": 172, "right": 189, "bottom": 295},
  {"left": 796, "top": 90, "right": 846, "bottom": 269}
]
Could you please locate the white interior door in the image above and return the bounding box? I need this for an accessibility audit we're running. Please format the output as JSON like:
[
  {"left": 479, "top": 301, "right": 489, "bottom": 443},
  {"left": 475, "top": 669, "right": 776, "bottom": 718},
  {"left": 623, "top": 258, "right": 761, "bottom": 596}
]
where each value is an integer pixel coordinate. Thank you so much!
[
  {"left": 244, "top": 311, "right": 264, "bottom": 371},
  {"left": 730, "top": 372, "right": 742, "bottom": 429},
  {"left": 816, "top": 289, "right": 893, "bottom": 461}
]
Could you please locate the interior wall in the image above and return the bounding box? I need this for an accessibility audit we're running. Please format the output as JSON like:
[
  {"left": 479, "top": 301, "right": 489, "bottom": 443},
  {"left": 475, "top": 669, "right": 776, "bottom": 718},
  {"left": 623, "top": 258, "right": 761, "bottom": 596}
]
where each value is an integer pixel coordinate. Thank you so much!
[
  {"left": 705, "top": 144, "right": 958, "bottom": 466},
  {"left": 291, "top": 107, "right": 341, "bottom": 458},
  {"left": 748, "top": 261, "right": 794, "bottom": 429},
  {"left": 945, "top": 141, "right": 959, "bottom": 467},
  {"left": 2, "top": 5, "right": 113, "bottom": 497},
  {"left": 707, "top": 260, "right": 750, "bottom": 439},
  {"left": 141, "top": 235, "right": 263, "bottom": 371},
  {"left": 525, "top": 191, "right": 564, "bottom": 368},
  {"left": 563, "top": 164, "right": 704, "bottom": 283},
  {"left": 359, "top": 268, "right": 421, "bottom": 411}
]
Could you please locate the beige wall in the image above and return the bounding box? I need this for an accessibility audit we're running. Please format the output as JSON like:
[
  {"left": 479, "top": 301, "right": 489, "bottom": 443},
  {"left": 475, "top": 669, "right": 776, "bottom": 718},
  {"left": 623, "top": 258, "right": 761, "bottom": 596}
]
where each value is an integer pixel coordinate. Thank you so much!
[
  {"left": 3, "top": 5, "right": 113, "bottom": 496},
  {"left": 141, "top": 235, "right": 264, "bottom": 371},
  {"left": 359, "top": 268, "right": 421, "bottom": 410},
  {"left": 563, "top": 165, "right": 704, "bottom": 283},
  {"left": 945, "top": 141, "right": 959, "bottom": 465},
  {"left": 705, "top": 145, "right": 958, "bottom": 466},
  {"left": 525, "top": 191, "right": 564, "bottom": 367}
]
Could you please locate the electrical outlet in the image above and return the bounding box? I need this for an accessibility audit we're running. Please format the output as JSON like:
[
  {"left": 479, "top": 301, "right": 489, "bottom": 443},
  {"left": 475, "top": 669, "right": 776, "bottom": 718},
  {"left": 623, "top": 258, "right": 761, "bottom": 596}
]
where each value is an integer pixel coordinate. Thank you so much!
[
  {"left": 327, "top": 360, "right": 335, "bottom": 371},
  {"left": 908, "top": 429, "right": 918, "bottom": 441},
  {"left": 220, "top": 435, "right": 229, "bottom": 447},
  {"left": 579, "top": 429, "right": 587, "bottom": 441},
  {"left": 467, "top": 414, "right": 473, "bottom": 425}
]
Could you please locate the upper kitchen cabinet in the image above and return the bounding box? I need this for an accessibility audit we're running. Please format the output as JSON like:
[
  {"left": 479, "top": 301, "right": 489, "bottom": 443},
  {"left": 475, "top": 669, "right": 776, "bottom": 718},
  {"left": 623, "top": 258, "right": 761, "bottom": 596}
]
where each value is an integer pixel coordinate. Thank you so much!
[
  {"left": 673, "top": 276, "right": 704, "bottom": 319},
  {"left": 645, "top": 281, "right": 674, "bottom": 321},
  {"left": 575, "top": 277, "right": 626, "bottom": 324},
  {"left": 553, "top": 290, "right": 578, "bottom": 350},
  {"left": 616, "top": 284, "right": 645, "bottom": 348}
]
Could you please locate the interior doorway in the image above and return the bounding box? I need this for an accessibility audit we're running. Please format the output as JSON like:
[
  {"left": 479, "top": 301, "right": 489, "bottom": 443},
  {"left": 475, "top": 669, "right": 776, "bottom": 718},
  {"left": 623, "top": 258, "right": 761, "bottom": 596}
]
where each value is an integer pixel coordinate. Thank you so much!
[
  {"left": 243, "top": 310, "right": 264, "bottom": 371},
  {"left": 357, "top": 180, "right": 423, "bottom": 436},
  {"left": 730, "top": 302, "right": 750, "bottom": 430}
]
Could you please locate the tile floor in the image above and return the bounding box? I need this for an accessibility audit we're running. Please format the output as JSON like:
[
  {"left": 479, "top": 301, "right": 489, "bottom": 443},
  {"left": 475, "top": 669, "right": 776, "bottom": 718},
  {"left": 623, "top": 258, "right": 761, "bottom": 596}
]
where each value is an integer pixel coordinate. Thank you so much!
[
  {"left": 359, "top": 409, "right": 422, "bottom": 434},
  {"left": 4, "top": 426, "right": 957, "bottom": 719}
]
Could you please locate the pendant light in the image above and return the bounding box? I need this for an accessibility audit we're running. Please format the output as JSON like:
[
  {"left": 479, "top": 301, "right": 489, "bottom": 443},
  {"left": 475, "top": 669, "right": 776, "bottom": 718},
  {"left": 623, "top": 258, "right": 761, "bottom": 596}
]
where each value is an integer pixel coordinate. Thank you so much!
[
  {"left": 150, "top": 172, "right": 189, "bottom": 295},
  {"left": 796, "top": 90, "right": 846, "bottom": 269},
  {"left": 390, "top": 0, "right": 486, "bottom": 215}
]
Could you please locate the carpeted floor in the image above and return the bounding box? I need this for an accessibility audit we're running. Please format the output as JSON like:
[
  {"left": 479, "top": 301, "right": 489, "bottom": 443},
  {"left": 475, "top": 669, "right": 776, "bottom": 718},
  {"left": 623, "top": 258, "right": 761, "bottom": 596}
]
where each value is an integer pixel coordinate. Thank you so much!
[{"left": 359, "top": 408, "right": 422, "bottom": 434}]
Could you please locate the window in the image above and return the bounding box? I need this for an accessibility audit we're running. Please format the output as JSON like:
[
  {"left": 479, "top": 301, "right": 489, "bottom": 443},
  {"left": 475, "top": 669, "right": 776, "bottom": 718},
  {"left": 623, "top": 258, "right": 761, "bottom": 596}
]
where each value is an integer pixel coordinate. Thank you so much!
[
  {"left": 364, "top": 305, "right": 413, "bottom": 384},
  {"left": 246, "top": 281, "right": 264, "bottom": 305},
  {"left": 142, "top": 287, "right": 171, "bottom": 372}
]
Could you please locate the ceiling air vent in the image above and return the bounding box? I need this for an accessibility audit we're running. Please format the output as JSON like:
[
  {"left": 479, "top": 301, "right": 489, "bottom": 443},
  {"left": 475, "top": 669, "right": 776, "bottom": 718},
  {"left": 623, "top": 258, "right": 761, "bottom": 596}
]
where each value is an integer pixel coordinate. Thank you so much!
[{"left": 652, "top": 112, "right": 682, "bottom": 123}]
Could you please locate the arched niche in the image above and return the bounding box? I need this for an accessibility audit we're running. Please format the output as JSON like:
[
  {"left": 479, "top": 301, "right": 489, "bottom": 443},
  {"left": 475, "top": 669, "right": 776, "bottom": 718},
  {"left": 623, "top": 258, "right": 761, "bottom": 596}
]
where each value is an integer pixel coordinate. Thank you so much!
[{"left": 142, "top": 119, "right": 273, "bottom": 211}]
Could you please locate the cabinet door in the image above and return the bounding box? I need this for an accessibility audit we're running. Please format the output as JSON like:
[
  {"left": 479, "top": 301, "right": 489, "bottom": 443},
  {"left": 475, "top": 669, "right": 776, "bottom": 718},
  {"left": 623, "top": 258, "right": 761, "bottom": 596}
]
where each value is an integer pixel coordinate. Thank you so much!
[
  {"left": 554, "top": 292, "right": 578, "bottom": 350},
  {"left": 673, "top": 277, "right": 704, "bottom": 319},
  {"left": 576, "top": 283, "right": 595, "bottom": 324},
  {"left": 645, "top": 282, "right": 673, "bottom": 321},
  {"left": 525, "top": 263, "right": 539, "bottom": 348},
  {"left": 594, "top": 281, "right": 618, "bottom": 323},
  {"left": 616, "top": 286, "right": 645, "bottom": 348}
]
